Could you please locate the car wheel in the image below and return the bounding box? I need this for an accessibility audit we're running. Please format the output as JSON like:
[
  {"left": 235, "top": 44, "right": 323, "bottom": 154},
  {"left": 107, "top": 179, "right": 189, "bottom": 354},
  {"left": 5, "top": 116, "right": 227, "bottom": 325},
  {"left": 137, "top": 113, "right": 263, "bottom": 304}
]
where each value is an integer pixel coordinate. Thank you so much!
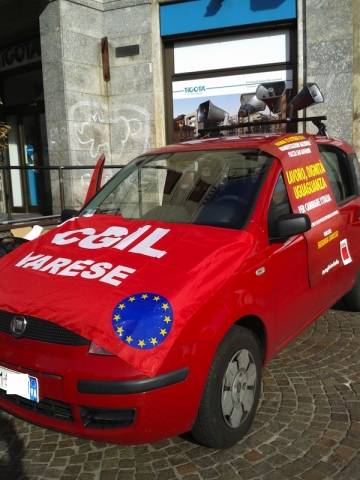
[
  {"left": 191, "top": 325, "right": 262, "bottom": 449},
  {"left": 342, "top": 272, "right": 360, "bottom": 311}
]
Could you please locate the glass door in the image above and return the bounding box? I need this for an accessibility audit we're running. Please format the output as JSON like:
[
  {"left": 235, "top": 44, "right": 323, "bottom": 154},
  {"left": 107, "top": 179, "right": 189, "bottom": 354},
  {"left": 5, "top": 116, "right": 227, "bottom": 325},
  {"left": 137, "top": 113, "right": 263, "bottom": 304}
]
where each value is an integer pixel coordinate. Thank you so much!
[
  {"left": 21, "top": 114, "right": 41, "bottom": 211},
  {"left": 5, "top": 112, "right": 51, "bottom": 214},
  {"left": 6, "top": 115, "right": 24, "bottom": 210}
]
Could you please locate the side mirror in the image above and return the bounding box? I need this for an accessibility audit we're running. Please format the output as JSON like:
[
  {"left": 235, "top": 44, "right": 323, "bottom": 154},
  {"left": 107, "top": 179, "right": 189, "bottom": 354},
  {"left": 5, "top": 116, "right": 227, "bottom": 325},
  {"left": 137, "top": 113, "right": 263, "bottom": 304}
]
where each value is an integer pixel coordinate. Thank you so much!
[
  {"left": 270, "top": 213, "right": 311, "bottom": 242},
  {"left": 288, "top": 83, "right": 324, "bottom": 116},
  {"left": 61, "top": 209, "right": 78, "bottom": 223}
]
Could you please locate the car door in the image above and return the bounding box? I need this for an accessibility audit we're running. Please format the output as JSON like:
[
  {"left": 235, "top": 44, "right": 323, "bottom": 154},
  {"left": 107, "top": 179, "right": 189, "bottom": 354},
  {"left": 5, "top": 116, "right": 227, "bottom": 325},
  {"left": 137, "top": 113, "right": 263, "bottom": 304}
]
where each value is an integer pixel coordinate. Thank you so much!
[
  {"left": 262, "top": 172, "right": 319, "bottom": 346},
  {"left": 318, "top": 144, "right": 360, "bottom": 291},
  {"left": 258, "top": 134, "right": 360, "bottom": 349}
]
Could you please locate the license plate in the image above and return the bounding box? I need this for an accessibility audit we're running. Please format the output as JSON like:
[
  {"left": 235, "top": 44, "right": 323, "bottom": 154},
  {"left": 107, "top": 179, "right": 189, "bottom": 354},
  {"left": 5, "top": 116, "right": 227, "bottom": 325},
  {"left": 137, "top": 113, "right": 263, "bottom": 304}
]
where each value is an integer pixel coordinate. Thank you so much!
[{"left": 0, "top": 365, "right": 39, "bottom": 402}]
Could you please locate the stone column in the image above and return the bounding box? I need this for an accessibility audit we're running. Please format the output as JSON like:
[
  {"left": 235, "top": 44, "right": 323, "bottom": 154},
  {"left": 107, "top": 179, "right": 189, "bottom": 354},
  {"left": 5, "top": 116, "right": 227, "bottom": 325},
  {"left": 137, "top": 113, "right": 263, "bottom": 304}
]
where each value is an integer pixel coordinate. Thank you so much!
[
  {"left": 40, "top": 0, "right": 109, "bottom": 210},
  {"left": 103, "top": 0, "right": 158, "bottom": 165},
  {"left": 40, "top": 0, "right": 165, "bottom": 210},
  {"left": 305, "top": 0, "right": 353, "bottom": 142},
  {"left": 353, "top": 0, "right": 360, "bottom": 157}
]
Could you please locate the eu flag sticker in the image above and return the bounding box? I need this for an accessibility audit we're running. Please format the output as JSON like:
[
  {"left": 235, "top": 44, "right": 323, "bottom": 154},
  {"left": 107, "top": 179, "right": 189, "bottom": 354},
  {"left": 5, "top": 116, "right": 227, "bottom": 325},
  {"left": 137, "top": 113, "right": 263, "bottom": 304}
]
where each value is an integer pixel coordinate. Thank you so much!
[{"left": 112, "top": 293, "right": 174, "bottom": 350}]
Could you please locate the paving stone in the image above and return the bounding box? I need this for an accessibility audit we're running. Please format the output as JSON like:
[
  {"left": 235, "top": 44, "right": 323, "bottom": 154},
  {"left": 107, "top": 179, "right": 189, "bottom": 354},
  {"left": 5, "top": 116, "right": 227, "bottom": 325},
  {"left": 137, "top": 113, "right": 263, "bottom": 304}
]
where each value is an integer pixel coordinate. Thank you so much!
[
  {"left": 62, "top": 465, "right": 82, "bottom": 476},
  {"left": 156, "top": 469, "right": 177, "bottom": 480},
  {"left": 83, "top": 461, "right": 102, "bottom": 472},
  {"left": 117, "top": 472, "right": 135, "bottom": 480},
  {"left": 49, "top": 457, "right": 72, "bottom": 468},
  {"left": 244, "top": 449, "right": 264, "bottom": 462},
  {"left": 99, "top": 469, "right": 118, "bottom": 480},
  {"left": 101, "top": 458, "right": 120, "bottom": 469},
  {"left": 152, "top": 458, "right": 170, "bottom": 470},
  {"left": 135, "top": 474, "right": 156, "bottom": 480},
  {"left": 42, "top": 468, "right": 64, "bottom": 479},
  {"left": 77, "top": 474, "right": 97, "bottom": 480},
  {"left": 118, "top": 459, "right": 134, "bottom": 469}
]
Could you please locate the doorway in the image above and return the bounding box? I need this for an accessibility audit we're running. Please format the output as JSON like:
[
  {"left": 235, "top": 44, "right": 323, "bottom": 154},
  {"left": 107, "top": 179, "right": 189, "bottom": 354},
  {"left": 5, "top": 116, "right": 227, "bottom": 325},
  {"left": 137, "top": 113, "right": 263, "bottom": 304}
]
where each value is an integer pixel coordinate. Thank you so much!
[
  {"left": 5, "top": 109, "right": 51, "bottom": 215},
  {"left": 1, "top": 58, "right": 52, "bottom": 216}
]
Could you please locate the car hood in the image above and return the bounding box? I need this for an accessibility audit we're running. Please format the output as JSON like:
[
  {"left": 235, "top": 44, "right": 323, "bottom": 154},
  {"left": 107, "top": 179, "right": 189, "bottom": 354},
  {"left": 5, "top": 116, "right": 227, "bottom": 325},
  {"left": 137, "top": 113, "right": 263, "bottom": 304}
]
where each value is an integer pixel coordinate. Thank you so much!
[{"left": 0, "top": 215, "right": 254, "bottom": 376}]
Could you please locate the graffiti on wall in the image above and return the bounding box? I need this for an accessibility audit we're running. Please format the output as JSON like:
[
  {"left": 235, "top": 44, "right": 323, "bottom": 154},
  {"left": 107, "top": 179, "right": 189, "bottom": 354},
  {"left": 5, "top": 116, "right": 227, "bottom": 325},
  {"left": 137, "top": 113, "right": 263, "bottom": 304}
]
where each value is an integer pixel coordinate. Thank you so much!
[
  {"left": 47, "top": 100, "right": 153, "bottom": 209},
  {"left": 66, "top": 100, "right": 152, "bottom": 160}
]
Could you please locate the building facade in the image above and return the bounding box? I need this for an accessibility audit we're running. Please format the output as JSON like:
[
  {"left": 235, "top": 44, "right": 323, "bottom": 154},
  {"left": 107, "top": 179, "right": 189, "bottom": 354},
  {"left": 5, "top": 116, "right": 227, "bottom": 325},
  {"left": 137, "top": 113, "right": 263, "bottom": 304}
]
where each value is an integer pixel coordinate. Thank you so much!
[{"left": 0, "top": 0, "right": 357, "bottom": 216}]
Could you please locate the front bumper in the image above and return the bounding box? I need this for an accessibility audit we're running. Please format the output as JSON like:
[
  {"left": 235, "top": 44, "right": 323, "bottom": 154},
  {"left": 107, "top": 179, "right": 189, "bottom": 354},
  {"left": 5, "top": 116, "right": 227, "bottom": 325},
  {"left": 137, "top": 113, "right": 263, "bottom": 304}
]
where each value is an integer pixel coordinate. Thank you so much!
[{"left": 0, "top": 332, "right": 197, "bottom": 444}]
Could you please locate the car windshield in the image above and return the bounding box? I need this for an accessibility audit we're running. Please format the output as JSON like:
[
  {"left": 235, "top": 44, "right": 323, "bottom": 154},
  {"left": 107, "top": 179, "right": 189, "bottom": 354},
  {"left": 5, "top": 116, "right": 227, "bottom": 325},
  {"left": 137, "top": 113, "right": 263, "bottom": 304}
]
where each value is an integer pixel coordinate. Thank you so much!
[{"left": 82, "top": 149, "right": 272, "bottom": 229}]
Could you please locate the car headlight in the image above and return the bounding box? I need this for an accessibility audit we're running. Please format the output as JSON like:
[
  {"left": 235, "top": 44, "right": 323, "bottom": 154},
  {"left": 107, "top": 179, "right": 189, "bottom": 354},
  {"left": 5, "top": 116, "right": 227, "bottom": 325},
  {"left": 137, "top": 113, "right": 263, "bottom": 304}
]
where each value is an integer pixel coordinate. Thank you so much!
[{"left": 88, "top": 341, "right": 114, "bottom": 356}]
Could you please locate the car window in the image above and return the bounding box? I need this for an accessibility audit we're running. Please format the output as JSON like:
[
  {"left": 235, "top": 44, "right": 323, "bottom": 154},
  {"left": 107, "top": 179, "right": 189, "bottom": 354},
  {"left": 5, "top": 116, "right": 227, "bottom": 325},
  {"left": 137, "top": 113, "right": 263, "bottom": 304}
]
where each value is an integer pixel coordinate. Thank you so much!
[
  {"left": 349, "top": 153, "right": 360, "bottom": 193},
  {"left": 83, "top": 149, "right": 273, "bottom": 229},
  {"left": 268, "top": 173, "right": 292, "bottom": 238},
  {"left": 318, "top": 145, "right": 355, "bottom": 204}
]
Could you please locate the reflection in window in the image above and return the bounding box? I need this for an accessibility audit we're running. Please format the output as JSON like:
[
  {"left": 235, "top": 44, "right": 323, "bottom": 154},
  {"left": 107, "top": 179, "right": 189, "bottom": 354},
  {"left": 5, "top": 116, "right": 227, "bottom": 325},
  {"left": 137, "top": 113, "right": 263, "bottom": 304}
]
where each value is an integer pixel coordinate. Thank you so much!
[
  {"left": 318, "top": 145, "right": 355, "bottom": 204},
  {"left": 84, "top": 149, "right": 273, "bottom": 229}
]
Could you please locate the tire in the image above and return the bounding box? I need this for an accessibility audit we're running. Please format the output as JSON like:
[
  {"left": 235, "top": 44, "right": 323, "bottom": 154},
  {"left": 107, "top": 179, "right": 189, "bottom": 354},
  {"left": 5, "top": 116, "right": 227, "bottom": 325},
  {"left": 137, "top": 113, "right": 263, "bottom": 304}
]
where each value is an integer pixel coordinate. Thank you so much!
[
  {"left": 342, "top": 273, "right": 360, "bottom": 311},
  {"left": 191, "top": 325, "right": 262, "bottom": 449}
]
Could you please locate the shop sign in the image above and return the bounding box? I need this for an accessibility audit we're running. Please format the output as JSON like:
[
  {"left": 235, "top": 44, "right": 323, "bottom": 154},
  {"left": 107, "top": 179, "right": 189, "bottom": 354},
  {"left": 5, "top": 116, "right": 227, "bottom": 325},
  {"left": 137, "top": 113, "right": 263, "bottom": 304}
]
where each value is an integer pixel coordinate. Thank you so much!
[{"left": 0, "top": 40, "right": 41, "bottom": 72}]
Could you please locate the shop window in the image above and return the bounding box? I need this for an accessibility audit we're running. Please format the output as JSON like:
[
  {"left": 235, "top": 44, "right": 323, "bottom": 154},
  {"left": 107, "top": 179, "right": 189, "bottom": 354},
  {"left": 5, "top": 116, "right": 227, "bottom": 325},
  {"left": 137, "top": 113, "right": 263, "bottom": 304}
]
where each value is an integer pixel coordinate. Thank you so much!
[
  {"left": 174, "top": 31, "right": 290, "bottom": 74},
  {"left": 164, "top": 27, "right": 296, "bottom": 143}
]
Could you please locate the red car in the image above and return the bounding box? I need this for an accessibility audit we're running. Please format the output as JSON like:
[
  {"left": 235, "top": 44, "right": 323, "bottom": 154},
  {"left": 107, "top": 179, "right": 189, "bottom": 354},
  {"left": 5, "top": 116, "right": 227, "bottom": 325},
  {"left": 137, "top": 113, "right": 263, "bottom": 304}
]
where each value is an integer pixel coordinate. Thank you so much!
[{"left": 0, "top": 84, "right": 359, "bottom": 449}]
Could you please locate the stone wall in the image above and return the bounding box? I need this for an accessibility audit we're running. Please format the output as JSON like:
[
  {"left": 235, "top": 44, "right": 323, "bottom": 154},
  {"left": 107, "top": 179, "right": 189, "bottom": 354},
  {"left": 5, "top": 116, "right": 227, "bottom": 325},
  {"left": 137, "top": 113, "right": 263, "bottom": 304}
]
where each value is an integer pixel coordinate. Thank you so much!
[
  {"left": 353, "top": 0, "right": 360, "bottom": 157},
  {"left": 302, "top": 0, "right": 353, "bottom": 143},
  {"left": 40, "top": 0, "right": 107, "bottom": 209},
  {"left": 104, "top": 1, "right": 154, "bottom": 165}
]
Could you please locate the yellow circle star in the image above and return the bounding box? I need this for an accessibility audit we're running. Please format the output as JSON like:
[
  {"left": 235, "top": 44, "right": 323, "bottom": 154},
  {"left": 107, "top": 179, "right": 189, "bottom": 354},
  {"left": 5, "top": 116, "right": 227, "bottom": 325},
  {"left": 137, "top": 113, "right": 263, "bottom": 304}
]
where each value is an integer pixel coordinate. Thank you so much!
[
  {"left": 129, "top": 296, "right": 136, "bottom": 302},
  {"left": 150, "top": 337, "right": 158, "bottom": 346},
  {"left": 118, "top": 303, "right": 125, "bottom": 310},
  {"left": 141, "top": 294, "right": 148, "bottom": 300},
  {"left": 164, "top": 316, "right": 172, "bottom": 324},
  {"left": 117, "top": 326, "right": 124, "bottom": 336},
  {"left": 153, "top": 296, "right": 160, "bottom": 301},
  {"left": 126, "top": 336, "right": 133, "bottom": 344},
  {"left": 114, "top": 314, "right": 120, "bottom": 321},
  {"left": 162, "top": 303, "right": 169, "bottom": 311},
  {"left": 138, "top": 339, "right": 146, "bottom": 348},
  {"left": 160, "top": 328, "right": 167, "bottom": 337}
]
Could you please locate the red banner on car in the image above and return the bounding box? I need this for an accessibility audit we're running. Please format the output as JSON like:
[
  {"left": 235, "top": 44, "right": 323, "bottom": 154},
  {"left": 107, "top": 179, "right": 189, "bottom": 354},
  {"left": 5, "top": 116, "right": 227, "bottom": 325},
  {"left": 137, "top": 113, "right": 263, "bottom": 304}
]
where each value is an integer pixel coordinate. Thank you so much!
[
  {"left": 263, "top": 134, "right": 342, "bottom": 286},
  {"left": 0, "top": 215, "right": 254, "bottom": 377}
]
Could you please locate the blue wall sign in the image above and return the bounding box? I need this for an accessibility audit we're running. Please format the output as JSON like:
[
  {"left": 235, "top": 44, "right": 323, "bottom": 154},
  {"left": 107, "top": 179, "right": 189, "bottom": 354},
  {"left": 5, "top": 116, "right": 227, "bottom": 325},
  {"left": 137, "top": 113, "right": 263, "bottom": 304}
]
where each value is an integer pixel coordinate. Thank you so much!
[{"left": 160, "top": 0, "right": 297, "bottom": 37}]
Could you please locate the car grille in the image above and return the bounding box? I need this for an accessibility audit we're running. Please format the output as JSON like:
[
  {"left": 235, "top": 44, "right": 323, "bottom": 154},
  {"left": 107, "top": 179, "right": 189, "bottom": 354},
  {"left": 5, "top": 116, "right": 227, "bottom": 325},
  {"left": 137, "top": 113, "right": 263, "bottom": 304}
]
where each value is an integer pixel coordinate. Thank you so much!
[
  {"left": 0, "top": 390, "right": 73, "bottom": 422},
  {"left": 0, "top": 310, "right": 90, "bottom": 346}
]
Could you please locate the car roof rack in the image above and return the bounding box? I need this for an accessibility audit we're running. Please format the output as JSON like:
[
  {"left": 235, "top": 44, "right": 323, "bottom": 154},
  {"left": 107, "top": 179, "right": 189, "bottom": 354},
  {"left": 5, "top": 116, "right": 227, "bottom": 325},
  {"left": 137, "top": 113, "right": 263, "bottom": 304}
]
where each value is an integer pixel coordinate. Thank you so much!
[{"left": 197, "top": 115, "right": 328, "bottom": 138}]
